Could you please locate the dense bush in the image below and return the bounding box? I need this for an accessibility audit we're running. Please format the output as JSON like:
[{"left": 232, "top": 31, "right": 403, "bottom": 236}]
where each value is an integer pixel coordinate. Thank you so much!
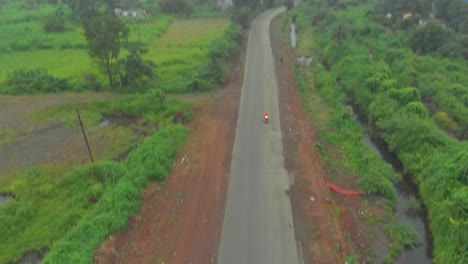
[
  {"left": 108, "top": 89, "right": 166, "bottom": 117},
  {"left": 190, "top": 24, "right": 241, "bottom": 91},
  {"left": 42, "top": 125, "right": 189, "bottom": 263},
  {"left": 2, "top": 68, "right": 74, "bottom": 94}
]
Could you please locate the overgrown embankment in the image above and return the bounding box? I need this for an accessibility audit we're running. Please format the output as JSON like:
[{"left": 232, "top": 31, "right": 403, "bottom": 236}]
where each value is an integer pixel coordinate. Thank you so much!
[
  {"left": 41, "top": 125, "right": 189, "bottom": 263},
  {"left": 291, "top": 1, "right": 467, "bottom": 263},
  {"left": 0, "top": 89, "right": 192, "bottom": 263}
]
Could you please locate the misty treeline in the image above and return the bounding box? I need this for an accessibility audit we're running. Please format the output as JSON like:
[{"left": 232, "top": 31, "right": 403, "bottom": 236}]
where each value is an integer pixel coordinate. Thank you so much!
[{"left": 376, "top": 0, "right": 468, "bottom": 58}]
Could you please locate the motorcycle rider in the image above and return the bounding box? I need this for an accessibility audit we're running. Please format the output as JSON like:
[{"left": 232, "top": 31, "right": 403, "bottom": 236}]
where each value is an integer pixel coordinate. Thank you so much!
[{"left": 264, "top": 112, "right": 269, "bottom": 123}]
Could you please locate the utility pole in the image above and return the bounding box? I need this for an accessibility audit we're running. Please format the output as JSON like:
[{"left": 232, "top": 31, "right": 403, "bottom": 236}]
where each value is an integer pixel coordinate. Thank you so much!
[{"left": 76, "top": 109, "right": 94, "bottom": 163}]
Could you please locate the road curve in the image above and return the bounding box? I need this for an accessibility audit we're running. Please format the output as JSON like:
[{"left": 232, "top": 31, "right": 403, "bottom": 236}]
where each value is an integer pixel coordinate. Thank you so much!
[{"left": 218, "top": 8, "right": 302, "bottom": 264}]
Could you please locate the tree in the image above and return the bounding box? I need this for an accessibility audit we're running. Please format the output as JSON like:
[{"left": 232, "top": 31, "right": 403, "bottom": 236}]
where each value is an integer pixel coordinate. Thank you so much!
[
  {"left": 118, "top": 42, "right": 156, "bottom": 87},
  {"left": 434, "top": 0, "right": 468, "bottom": 32},
  {"left": 65, "top": 0, "right": 99, "bottom": 21},
  {"left": 409, "top": 21, "right": 454, "bottom": 55},
  {"left": 159, "top": 0, "right": 193, "bottom": 15},
  {"left": 234, "top": 0, "right": 261, "bottom": 9},
  {"left": 25, "top": 0, "right": 40, "bottom": 9},
  {"left": 285, "top": 0, "right": 294, "bottom": 12},
  {"left": 331, "top": 20, "right": 349, "bottom": 46},
  {"left": 83, "top": 16, "right": 129, "bottom": 88},
  {"left": 64, "top": 0, "right": 114, "bottom": 21}
]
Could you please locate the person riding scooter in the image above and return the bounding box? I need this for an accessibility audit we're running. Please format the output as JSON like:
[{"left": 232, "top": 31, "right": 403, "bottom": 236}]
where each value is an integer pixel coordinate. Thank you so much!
[{"left": 264, "top": 112, "right": 269, "bottom": 123}]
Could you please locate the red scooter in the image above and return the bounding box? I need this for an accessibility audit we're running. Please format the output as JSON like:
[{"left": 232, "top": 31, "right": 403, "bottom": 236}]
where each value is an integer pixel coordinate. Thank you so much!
[{"left": 264, "top": 112, "right": 269, "bottom": 124}]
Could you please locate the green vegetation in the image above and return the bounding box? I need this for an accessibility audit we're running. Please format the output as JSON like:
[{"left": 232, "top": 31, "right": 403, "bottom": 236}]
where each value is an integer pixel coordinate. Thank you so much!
[
  {"left": 291, "top": 1, "right": 468, "bottom": 263},
  {"left": 384, "top": 223, "right": 419, "bottom": 263},
  {"left": 42, "top": 125, "right": 189, "bottom": 263},
  {"left": 0, "top": 1, "right": 237, "bottom": 94},
  {"left": 295, "top": 66, "right": 400, "bottom": 206},
  {"left": 0, "top": 125, "right": 189, "bottom": 263},
  {"left": 31, "top": 89, "right": 194, "bottom": 129},
  {"left": 0, "top": 87, "right": 194, "bottom": 263}
]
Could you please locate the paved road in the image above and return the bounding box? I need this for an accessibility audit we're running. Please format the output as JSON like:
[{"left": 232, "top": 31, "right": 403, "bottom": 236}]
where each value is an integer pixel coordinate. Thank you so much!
[{"left": 218, "top": 8, "right": 302, "bottom": 264}]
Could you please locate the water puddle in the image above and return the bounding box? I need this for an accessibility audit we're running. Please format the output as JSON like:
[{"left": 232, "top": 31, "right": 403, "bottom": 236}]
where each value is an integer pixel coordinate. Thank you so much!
[
  {"left": 290, "top": 23, "right": 297, "bottom": 48},
  {"left": 99, "top": 114, "right": 139, "bottom": 127},
  {"left": 0, "top": 193, "right": 15, "bottom": 207},
  {"left": 364, "top": 135, "right": 433, "bottom": 263},
  {"left": 17, "top": 250, "right": 46, "bottom": 264}
]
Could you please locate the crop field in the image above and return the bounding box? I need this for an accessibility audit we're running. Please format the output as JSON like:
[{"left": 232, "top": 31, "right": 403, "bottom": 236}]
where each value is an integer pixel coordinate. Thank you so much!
[
  {"left": 0, "top": 1, "right": 230, "bottom": 91},
  {"left": 150, "top": 19, "right": 230, "bottom": 91}
]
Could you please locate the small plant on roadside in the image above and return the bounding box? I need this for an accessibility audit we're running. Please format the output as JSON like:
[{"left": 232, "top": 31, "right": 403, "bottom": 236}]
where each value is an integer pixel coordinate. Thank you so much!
[
  {"left": 345, "top": 254, "right": 359, "bottom": 264},
  {"left": 157, "top": 257, "right": 164, "bottom": 264},
  {"left": 171, "top": 212, "right": 179, "bottom": 224},
  {"left": 334, "top": 205, "right": 341, "bottom": 218}
]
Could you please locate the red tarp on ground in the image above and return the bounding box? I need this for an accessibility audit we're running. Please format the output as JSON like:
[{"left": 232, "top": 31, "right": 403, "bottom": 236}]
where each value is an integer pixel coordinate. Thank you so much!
[{"left": 326, "top": 182, "right": 364, "bottom": 195}]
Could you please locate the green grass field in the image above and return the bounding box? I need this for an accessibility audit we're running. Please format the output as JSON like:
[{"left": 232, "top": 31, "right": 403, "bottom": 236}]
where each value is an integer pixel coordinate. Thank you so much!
[{"left": 0, "top": 1, "right": 230, "bottom": 91}]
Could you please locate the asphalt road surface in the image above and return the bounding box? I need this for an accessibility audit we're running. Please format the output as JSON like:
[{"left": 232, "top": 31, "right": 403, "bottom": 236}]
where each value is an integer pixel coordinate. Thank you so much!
[{"left": 218, "top": 8, "right": 302, "bottom": 264}]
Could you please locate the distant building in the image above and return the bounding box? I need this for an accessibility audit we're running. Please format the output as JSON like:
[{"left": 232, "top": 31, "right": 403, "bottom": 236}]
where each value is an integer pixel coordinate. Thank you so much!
[{"left": 114, "top": 8, "right": 150, "bottom": 19}]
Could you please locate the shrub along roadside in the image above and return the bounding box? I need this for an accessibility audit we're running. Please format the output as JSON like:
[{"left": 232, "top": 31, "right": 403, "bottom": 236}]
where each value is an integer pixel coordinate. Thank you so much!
[
  {"left": 291, "top": 1, "right": 468, "bottom": 263},
  {"left": 162, "top": 23, "right": 242, "bottom": 92},
  {"left": 42, "top": 125, "right": 189, "bottom": 263},
  {"left": 296, "top": 65, "right": 400, "bottom": 207}
]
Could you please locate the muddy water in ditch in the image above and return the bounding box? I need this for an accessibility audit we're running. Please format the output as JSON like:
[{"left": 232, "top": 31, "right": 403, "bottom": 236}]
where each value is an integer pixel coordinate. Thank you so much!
[
  {"left": 363, "top": 135, "right": 433, "bottom": 263},
  {"left": 0, "top": 193, "right": 14, "bottom": 206},
  {"left": 17, "top": 250, "right": 45, "bottom": 264}
]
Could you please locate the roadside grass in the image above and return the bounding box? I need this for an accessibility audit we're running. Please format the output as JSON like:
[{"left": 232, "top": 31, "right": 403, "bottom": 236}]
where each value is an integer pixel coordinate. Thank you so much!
[{"left": 0, "top": 162, "right": 127, "bottom": 263}]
